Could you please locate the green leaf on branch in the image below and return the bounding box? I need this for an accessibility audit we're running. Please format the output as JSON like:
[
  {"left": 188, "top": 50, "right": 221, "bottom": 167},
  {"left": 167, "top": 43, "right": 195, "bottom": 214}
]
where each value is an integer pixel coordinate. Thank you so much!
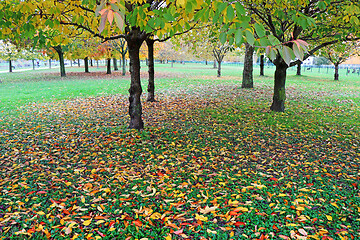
[
  {"left": 245, "top": 30, "right": 255, "bottom": 46},
  {"left": 226, "top": 5, "right": 235, "bottom": 21},
  {"left": 254, "top": 23, "right": 266, "bottom": 38}
]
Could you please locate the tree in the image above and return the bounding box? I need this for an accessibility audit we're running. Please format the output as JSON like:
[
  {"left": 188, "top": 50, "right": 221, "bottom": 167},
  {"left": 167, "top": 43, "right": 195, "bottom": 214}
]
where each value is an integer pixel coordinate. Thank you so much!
[
  {"left": 0, "top": 41, "right": 22, "bottom": 72},
  {"left": 242, "top": 42, "right": 254, "bottom": 88},
  {"left": 319, "top": 41, "right": 360, "bottom": 80},
  {"left": 110, "top": 39, "right": 128, "bottom": 76},
  {"left": 241, "top": 0, "right": 360, "bottom": 112}
]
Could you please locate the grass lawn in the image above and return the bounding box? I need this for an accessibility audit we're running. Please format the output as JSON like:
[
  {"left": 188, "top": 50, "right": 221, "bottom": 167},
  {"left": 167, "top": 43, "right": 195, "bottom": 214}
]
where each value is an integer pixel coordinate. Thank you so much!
[{"left": 0, "top": 63, "right": 359, "bottom": 239}]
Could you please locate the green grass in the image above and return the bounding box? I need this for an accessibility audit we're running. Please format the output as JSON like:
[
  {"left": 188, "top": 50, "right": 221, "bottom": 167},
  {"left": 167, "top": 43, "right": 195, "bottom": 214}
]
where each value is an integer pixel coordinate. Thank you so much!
[{"left": 0, "top": 62, "right": 360, "bottom": 239}]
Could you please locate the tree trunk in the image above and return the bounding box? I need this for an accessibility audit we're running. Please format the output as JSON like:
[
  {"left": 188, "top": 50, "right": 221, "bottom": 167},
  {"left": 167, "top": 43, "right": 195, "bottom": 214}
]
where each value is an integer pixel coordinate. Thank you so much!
[
  {"left": 84, "top": 57, "right": 89, "bottom": 73},
  {"left": 217, "top": 60, "right": 222, "bottom": 77},
  {"left": 205, "top": 60, "right": 208, "bottom": 65},
  {"left": 260, "top": 54, "right": 264, "bottom": 76},
  {"left": 126, "top": 36, "right": 145, "bottom": 130},
  {"left": 53, "top": 45, "right": 66, "bottom": 77},
  {"left": 70, "top": 61, "right": 73, "bottom": 67},
  {"left": 96, "top": 60, "right": 99, "bottom": 68},
  {"left": 122, "top": 55, "right": 126, "bottom": 76},
  {"left": 49, "top": 59, "right": 51, "bottom": 69},
  {"left": 171, "top": 60, "right": 174, "bottom": 68},
  {"left": 270, "top": 57, "right": 288, "bottom": 112},
  {"left": 334, "top": 63, "right": 339, "bottom": 80},
  {"left": 113, "top": 58, "right": 118, "bottom": 71},
  {"left": 78, "top": 59, "right": 80, "bottom": 67},
  {"left": 213, "top": 59, "right": 217, "bottom": 69},
  {"left": 9, "top": 60, "right": 12, "bottom": 72},
  {"left": 146, "top": 39, "right": 156, "bottom": 102},
  {"left": 242, "top": 42, "right": 254, "bottom": 88},
  {"left": 296, "top": 61, "right": 301, "bottom": 76},
  {"left": 106, "top": 58, "right": 111, "bottom": 74},
  {"left": 90, "top": 59, "right": 93, "bottom": 67},
  {"left": 32, "top": 59, "right": 35, "bottom": 70}
]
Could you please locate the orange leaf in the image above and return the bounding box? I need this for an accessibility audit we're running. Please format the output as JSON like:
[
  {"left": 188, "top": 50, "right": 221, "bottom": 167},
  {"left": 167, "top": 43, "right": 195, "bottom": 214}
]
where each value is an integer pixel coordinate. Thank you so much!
[{"left": 133, "top": 220, "right": 142, "bottom": 227}]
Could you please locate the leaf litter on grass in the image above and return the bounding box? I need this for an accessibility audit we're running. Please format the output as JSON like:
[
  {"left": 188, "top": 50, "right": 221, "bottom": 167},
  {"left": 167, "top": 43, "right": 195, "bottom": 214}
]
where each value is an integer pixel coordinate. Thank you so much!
[{"left": 0, "top": 84, "right": 359, "bottom": 240}]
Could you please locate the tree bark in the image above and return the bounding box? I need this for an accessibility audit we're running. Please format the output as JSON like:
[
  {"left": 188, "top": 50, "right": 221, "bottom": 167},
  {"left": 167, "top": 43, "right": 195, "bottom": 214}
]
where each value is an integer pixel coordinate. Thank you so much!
[
  {"left": 296, "top": 61, "right": 301, "bottom": 76},
  {"left": 126, "top": 35, "right": 145, "bottom": 130},
  {"left": 106, "top": 58, "right": 111, "bottom": 74},
  {"left": 32, "top": 59, "right": 35, "bottom": 70},
  {"left": 113, "top": 58, "right": 118, "bottom": 71},
  {"left": 96, "top": 60, "right": 99, "bottom": 68},
  {"left": 78, "top": 59, "right": 80, "bottom": 67},
  {"left": 90, "top": 59, "right": 93, "bottom": 67},
  {"left": 334, "top": 63, "right": 339, "bottom": 80},
  {"left": 53, "top": 45, "right": 66, "bottom": 77},
  {"left": 217, "top": 60, "right": 222, "bottom": 77},
  {"left": 122, "top": 55, "right": 126, "bottom": 75},
  {"left": 260, "top": 54, "right": 264, "bottom": 76},
  {"left": 49, "top": 59, "right": 52, "bottom": 69},
  {"left": 146, "top": 38, "right": 156, "bottom": 102},
  {"left": 70, "top": 60, "right": 73, "bottom": 67},
  {"left": 84, "top": 57, "right": 89, "bottom": 73},
  {"left": 213, "top": 59, "right": 217, "bottom": 69},
  {"left": 9, "top": 60, "right": 12, "bottom": 72},
  {"left": 242, "top": 42, "right": 254, "bottom": 88},
  {"left": 270, "top": 57, "right": 288, "bottom": 112}
]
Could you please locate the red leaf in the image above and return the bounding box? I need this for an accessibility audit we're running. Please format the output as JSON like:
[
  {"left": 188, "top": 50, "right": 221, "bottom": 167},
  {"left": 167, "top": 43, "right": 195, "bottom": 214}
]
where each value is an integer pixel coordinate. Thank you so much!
[
  {"left": 269, "top": 177, "right": 278, "bottom": 181},
  {"left": 174, "top": 229, "right": 183, "bottom": 235},
  {"left": 37, "top": 191, "right": 47, "bottom": 194},
  {"left": 96, "top": 230, "right": 106, "bottom": 237},
  {"left": 26, "top": 191, "right": 36, "bottom": 195},
  {"left": 234, "top": 222, "right": 246, "bottom": 227}
]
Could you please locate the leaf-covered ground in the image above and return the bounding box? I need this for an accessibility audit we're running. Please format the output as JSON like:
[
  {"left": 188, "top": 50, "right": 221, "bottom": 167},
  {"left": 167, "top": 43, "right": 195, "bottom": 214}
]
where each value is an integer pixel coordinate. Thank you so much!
[{"left": 0, "top": 81, "right": 359, "bottom": 240}]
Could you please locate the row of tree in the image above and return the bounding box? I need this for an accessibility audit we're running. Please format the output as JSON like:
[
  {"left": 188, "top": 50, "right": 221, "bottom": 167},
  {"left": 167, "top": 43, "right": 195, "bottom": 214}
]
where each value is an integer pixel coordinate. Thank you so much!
[{"left": 0, "top": 0, "right": 359, "bottom": 129}]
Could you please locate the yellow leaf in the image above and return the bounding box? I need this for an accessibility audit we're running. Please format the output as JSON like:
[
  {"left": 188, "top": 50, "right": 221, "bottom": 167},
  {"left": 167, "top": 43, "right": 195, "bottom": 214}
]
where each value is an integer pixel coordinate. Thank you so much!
[
  {"left": 150, "top": 212, "right": 162, "bottom": 219},
  {"left": 109, "top": 227, "right": 116, "bottom": 232},
  {"left": 37, "top": 211, "right": 45, "bottom": 215},
  {"left": 326, "top": 215, "right": 333, "bottom": 221},
  {"left": 97, "top": 206, "right": 103, "bottom": 212},
  {"left": 195, "top": 214, "right": 208, "bottom": 221},
  {"left": 96, "top": 220, "right": 105, "bottom": 225},
  {"left": 83, "top": 220, "right": 92, "bottom": 226},
  {"left": 207, "top": 229, "right": 217, "bottom": 234},
  {"left": 165, "top": 235, "right": 172, "bottom": 240}
]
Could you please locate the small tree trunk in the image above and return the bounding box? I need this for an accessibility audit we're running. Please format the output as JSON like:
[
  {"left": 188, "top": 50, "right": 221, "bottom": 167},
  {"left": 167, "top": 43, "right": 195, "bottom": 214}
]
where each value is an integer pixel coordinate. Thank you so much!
[
  {"left": 106, "top": 58, "right": 111, "bottom": 74},
  {"left": 96, "top": 60, "right": 99, "bottom": 68},
  {"left": 146, "top": 39, "right": 156, "bottom": 102},
  {"left": 90, "top": 59, "right": 93, "bottom": 67},
  {"left": 213, "top": 60, "right": 217, "bottom": 69},
  {"left": 78, "top": 59, "right": 80, "bottom": 67},
  {"left": 9, "top": 60, "right": 12, "bottom": 72},
  {"left": 296, "top": 61, "right": 301, "bottom": 76},
  {"left": 53, "top": 45, "right": 66, "bottom": 77},
  {"left": 49, "top": 59, "right": 52, "bottom": 69},
  {"left": 270, "top": 57, "right": 288, "bottom": 112},
  {"left": 122, "top": 55, "right": 126, "bottom": 76},
  {"left": 113, "top": 58, "right": 118, "bottom": 71},
  {"left": 334, "top": 63, "right": 339, "bottom": 80},
  {"left": 84, "top": 57, "right": 89, "bottom": 73},
  {"left": 127, "top": 36, "right": 145, "bottom": 130},
  {"left": 32, "top": 59, "right": 35, "bottom": 70},
  {"left": 171, "top": 60, "right": 174, "bottom": 68},
  {"left": 242, "top": 42, "right": 254, "bottom": 88},
  {"left": 217, "top": 60, "right": 222, "bottom": 77},
  {"left": 260, "top": 54, "right": 264, "bottom": 76},
  {"left": 70, "top": 61, "right": 73, "bottom": 67}
]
